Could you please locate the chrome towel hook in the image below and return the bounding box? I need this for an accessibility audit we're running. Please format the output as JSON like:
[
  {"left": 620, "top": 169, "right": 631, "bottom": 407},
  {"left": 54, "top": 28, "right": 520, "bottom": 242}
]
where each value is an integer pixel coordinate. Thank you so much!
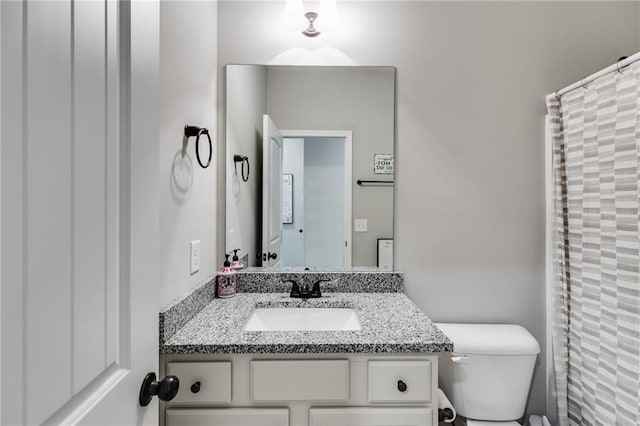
[{"left": 184, "top": 125, "right": 213, "bottom": 168}]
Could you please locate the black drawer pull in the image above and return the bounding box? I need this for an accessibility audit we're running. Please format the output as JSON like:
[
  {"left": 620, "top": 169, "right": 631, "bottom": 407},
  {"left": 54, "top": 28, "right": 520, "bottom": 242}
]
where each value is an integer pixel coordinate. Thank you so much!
[
  {"left": 397, "top": 380, "right": 407, "bottom": 392},
  {"left": 191, "top": 381, "right": 201, "bottom": 394}
]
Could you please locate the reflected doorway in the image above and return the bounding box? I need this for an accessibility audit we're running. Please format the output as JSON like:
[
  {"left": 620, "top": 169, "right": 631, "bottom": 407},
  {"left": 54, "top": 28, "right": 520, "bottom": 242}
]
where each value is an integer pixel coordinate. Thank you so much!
[{"left": 281, "top": 131, "right": 352, "bottom": 268}]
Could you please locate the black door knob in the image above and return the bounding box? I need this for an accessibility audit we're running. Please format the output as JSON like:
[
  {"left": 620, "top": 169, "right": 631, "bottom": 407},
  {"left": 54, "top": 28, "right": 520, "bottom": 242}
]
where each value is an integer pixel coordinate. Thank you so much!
[
  {"left": 191, "top": 381, "right": 201, "bottom": 394},
  {"left": 299, "top": 229, "right": 303, "bottom": 233},
  {"left": 268, "top": 252, "right": 278, "bottom": 260},
  {"left": 139, "top": 372, "right": 180, "bottom": 406},
  {"left": 397, "top": 380, "right": 407, "bottom": 392}
]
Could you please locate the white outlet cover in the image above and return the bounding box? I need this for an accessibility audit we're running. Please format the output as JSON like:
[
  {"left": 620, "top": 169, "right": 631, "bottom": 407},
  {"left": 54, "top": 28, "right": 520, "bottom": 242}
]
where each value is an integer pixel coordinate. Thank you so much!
[
  {"left": 190, "top": 240, "right": 201, "bottom": 274},
  {"left": 354, "top": 219, "right": 368, "bottom": 232}
]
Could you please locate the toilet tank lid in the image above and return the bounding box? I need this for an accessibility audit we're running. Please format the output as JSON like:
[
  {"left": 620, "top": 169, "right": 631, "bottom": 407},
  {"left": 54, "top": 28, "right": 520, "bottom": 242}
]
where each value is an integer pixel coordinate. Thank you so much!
[{"left": 435, "top": 323, "right": 540, "bottom": 355}]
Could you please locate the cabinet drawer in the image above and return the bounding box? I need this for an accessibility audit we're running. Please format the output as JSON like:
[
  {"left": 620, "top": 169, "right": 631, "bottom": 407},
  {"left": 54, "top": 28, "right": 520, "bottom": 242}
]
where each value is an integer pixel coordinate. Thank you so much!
[
  {"left": 167, "top": 408, "right": 289, "bottom": 426},
  {"left": 368, "top": 360, "right": 431, "bottom": 403},
  {"left": 310, "top": 407, "right": 432, "bottom": 426},
  {"left": 167, "top": 361, "right": 231, "bottom": 404},
  {"left": 252, "top": 360, "right": 348, "bottom": 401}
]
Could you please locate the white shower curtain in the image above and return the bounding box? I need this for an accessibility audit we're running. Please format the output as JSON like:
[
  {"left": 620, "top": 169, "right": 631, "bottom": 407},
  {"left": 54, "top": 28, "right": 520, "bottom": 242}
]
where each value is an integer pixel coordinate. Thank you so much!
[{"left": 546, "top": 61, "right": 640, "bottom": 425}]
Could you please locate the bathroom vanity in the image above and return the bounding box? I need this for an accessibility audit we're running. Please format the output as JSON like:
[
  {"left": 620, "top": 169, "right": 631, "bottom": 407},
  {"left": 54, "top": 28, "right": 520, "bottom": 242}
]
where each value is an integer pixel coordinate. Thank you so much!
[{"left": 159, "top": 272, "right": 452, "bottom": 426}]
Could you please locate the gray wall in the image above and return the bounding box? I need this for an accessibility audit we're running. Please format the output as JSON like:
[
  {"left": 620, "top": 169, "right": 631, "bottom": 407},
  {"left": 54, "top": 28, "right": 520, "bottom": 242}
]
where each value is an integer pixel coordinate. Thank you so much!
[
  {"left": 159, "top": 1, "right": 217, "bottom": 307},
  {"left": 225, "top": 65, "right": 267, "bottom": 265},
  {"left": 217, "top": 1, "right": 639, "bottom": 416},
  {"left": 267, "top": 66, "right": 395, "bottom": 266}
]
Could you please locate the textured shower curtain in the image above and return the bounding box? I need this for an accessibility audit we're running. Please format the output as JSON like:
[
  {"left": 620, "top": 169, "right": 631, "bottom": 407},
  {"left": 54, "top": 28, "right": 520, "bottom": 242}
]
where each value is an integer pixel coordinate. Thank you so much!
[{"left": 546, "top": 61, "right": 640, "bottom": 426}]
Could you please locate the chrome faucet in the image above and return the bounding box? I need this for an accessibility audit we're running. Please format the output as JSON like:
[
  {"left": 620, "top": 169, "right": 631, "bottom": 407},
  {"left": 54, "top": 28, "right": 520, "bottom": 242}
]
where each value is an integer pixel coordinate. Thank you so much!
[{"left": 285, "top": 279, "right": 330, "bottom": 299}]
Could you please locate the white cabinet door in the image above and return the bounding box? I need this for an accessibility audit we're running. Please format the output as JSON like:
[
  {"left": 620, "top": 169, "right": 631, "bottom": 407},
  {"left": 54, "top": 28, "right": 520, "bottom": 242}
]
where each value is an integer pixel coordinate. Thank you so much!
[
  {"left": 167, "top": 408, "right": 289, "bottom": 426},
  {"left": 310, "top": 407, "right": 432, "bottom": 426}
]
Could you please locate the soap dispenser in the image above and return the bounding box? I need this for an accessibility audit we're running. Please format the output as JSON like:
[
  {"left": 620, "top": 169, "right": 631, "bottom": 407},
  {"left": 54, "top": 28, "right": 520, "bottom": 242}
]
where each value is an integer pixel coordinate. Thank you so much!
[
  {"left": 216, "top": 254, "right": 237, "bottom": 298},
  {"left": 230, "top": 249, "right": 245, "bottom": 270}
]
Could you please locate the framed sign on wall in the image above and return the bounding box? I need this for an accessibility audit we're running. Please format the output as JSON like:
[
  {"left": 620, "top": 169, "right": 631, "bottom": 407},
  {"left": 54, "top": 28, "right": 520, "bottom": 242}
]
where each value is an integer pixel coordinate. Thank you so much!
[{"left": 374, "top": 154, "right": 394, "bottom": 175}]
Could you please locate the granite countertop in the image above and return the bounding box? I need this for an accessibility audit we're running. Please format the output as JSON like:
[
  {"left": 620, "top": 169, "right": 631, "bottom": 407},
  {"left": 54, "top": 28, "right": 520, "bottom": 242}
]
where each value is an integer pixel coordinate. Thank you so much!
[{"left": 161, "top": 292, "right": 453, "bottom": 355}]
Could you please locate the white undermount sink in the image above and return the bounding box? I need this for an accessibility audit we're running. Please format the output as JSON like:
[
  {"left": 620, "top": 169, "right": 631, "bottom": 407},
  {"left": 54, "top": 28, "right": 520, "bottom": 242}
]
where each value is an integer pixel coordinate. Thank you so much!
[{"left": 244, "top": 307, "right": 361, "bottom": 331}]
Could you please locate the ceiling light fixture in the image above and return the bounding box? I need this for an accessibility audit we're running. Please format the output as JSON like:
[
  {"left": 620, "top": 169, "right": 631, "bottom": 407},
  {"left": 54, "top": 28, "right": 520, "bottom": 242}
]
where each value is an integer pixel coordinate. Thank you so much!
[{"left": 285, "top": 0, "right": 337, "bottom": 38}]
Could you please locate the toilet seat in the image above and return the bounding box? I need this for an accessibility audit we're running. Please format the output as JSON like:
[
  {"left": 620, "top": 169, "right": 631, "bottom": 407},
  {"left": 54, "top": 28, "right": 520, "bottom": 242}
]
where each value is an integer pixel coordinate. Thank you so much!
[{"left": 465, "top": 420, "right": 521, "bottom": 426}]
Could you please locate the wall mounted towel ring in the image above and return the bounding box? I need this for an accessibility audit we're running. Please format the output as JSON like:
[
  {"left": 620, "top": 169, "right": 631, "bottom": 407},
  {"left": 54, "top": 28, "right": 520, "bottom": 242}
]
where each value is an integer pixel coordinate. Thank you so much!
[
  {"left": 184, "top": 125, "right": 213, "bottom": 168},
  {"left": 234, "top": 154, "right": 250, "bottom": 182}
]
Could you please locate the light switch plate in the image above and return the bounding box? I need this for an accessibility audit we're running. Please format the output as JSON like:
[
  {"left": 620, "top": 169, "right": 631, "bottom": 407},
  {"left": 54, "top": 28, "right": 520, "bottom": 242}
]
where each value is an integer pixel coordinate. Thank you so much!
[
  {"left": 355, "top": 219, "right": 368, "bottom": 232},
  {"left": 190, "top": 240, "right": 201, "bottom": 274}
]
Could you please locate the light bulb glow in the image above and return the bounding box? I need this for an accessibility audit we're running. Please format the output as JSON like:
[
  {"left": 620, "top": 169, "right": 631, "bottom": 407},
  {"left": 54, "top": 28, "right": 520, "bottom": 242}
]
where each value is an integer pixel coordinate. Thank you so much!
[
  {"left": 284, "top": 0, "right": 305, "bottom": 28},
  {"left": 318, "top": 0, "right": 338, "bottom": 27}
]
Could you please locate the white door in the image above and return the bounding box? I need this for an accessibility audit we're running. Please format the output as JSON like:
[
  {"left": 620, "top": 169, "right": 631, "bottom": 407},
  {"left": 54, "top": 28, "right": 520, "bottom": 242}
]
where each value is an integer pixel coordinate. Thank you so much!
[
  {"left": 302, "top": 137, "right": 346, "bottom": 268},
  {"left": 262, "top": 115, "right": 283, "bottom": 267},
  {"left": 281, "top": 130, "right": 353, "bottom": 268},
  {"left": 1, "top": 1, "right": 160, "bottom": 425}
]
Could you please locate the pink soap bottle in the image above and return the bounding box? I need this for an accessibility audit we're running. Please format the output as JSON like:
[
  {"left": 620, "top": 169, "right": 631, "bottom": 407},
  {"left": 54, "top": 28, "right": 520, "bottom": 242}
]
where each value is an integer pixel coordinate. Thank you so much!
[
  {"left": 230, "top": 249, "right": 245, "bottom": 270},
  {"left": 216, "top": 254, "right": 237, "bottom": 298}
]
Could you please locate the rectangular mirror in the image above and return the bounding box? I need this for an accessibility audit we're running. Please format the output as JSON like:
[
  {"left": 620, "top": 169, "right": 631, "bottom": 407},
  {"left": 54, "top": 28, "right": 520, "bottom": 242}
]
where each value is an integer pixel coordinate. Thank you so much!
[{"left": 225, "top": 65, "right": 395, "bottom": 270}]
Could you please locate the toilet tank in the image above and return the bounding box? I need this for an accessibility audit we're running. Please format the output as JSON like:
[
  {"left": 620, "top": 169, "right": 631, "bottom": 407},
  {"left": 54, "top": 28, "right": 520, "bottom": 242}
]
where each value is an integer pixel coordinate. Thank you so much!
[{"left": 436, "top": 323, "right": 540, "bottom": 421}]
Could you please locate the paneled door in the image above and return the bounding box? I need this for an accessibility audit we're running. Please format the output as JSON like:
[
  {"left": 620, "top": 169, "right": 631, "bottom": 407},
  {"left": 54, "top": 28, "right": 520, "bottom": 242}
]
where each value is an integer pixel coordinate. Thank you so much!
[
  {"left": 1, "top": 1, "right": 160, "bottom": 424},
  {"left": 262, "top": 115, "right": 284, "bottom": 267}
]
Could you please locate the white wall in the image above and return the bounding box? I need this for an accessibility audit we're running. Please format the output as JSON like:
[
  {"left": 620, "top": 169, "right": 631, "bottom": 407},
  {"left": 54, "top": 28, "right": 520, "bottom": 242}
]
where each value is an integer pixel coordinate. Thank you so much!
[
  {"left": 217, "top": 1, "right": 640, "bottom": 416},
  {"left": 225, "top": 65, "right": 267, "bottom": 265},
  {"left": 160, "top": 1, "right": 217, "bottom": 307}
]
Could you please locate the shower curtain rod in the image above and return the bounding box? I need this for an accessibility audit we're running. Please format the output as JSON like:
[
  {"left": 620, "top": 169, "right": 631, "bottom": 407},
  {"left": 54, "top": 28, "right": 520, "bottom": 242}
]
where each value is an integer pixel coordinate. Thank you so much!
[{"left": 551, "top": 52, "right": 640, "bottom": 99}]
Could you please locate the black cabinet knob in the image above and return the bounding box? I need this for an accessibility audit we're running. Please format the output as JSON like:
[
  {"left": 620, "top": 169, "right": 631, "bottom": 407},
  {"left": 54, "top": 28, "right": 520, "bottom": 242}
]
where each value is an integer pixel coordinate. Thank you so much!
[
  {"left": 268, "top": 252, "right": 278, "bottom": 260},
  {"left": 397, "top": 380, "right": 407, "bottom": 392},
  {"left": 191, "top": 381, "right": 201, "bottom": 394},
  {"left": 139, "top": 373, "right": 180, "bottom": 406}
]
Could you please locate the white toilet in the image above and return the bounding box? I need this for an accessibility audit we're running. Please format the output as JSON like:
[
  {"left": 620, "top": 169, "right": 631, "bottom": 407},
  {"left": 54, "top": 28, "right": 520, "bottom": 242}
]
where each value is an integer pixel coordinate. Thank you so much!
[{"left": 436, "top": 323, "right": 540, "bottom": 426}]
